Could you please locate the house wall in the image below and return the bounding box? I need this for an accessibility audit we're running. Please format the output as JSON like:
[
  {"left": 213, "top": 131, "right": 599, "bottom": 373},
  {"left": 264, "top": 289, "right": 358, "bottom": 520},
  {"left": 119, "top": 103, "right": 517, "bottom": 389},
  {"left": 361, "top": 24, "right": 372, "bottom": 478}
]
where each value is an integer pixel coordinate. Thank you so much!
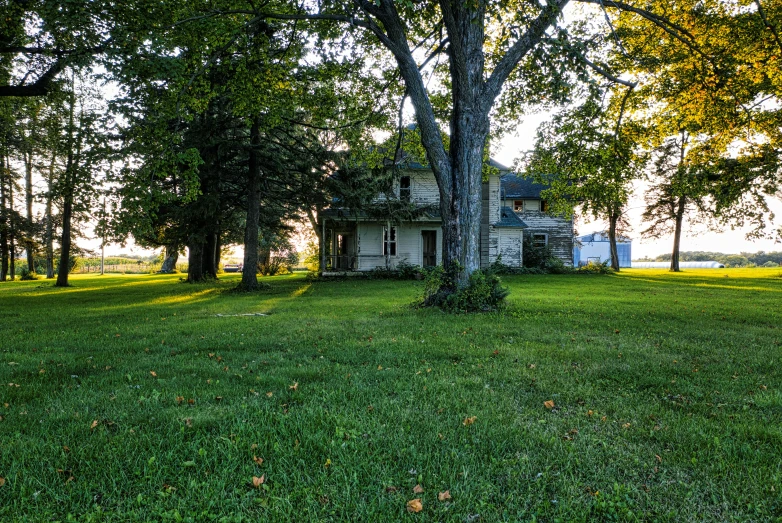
[
  {"left": 373, "top": 170, "right": 440, "bottom": 204},
  {"left": 504, "top": 201, "right": 573, "bottom": 266},
  {"left": 497, "top": 228, "right": 523, "bottom": 266},
  {"left": 480, "top": 176, "right": 501, "bottom": 268},
  {"left": 355, "top": 222, "right": 441, "bottom": 270}
]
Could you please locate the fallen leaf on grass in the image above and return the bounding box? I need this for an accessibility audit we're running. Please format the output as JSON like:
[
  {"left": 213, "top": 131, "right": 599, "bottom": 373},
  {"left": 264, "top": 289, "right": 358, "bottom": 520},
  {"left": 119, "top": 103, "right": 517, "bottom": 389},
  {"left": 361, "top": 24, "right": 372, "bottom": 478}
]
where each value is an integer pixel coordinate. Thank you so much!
[
  {"left": 176, "top": 396, "right": 184, "bottom": 405},
  {"left": 0, "top": 477, "right": 5, "bottom": 487},
  {"left": 438, "top": 490, "right": 451, "bottom": 501},
  {"left": 90, "top": 420, "right": 99, "bottom": 430},
  {"left": 587, "top": 410, "right": 594, "bottom": 417},
  {"left": 214, "top": 396, "right": 223, "bottom": 402},
  {"left": 150, "top": 371, "right": 157, "bottom": 377},
  {"left": 63, "top": 445, "right": 70, "bottom": 453},
  {"left": 187, "top": 398, "right": 195, "bottom": 405},
  {"left": 266, "top": 392, "right": 273, "bottom": 398},
  {"left": 289, "top": 382, "right": 298, "bottom": 391},
  {"left": 655, "top": 454, "right": 662, "bottom": 463},
  {"left": 252, "top": 475, "right": 265, "bottom": 488},
  {"left": 622, "top": 423, "right": 631, "bottom": 429},
  {"left": 463, "top": 416, "right": 477, "bottom": 426},
  {"left": 253, "top": 455, "right": 264, "bottom": 465},
  {"left": 544, "top": 400, "right": 555, "bottom": 409},
  {"left": 413, "top": 484, "right": 424, "bottom": 494},
  {"left": 385, "top": 486, "right": 399, "bottom": 493},
  {"left": 184, "top": 418, "right": 192, "bottom": 427},
  {"left": 406, "top": 499, "right": 423, "bottom": 513}
]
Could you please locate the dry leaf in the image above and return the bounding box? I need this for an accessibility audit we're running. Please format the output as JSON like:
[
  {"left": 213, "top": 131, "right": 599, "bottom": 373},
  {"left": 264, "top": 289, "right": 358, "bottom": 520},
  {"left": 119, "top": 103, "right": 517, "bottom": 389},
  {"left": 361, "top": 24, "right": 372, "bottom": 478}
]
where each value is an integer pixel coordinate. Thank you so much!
[
  {"left": 253, "top": 455, "right": 264, "bottom": 465},
  {"left": 413, "top": 484, "right": 424, "bottom": 494},
  {"left": 252, "top": 474, "right": 265, "bottom": 488},
  {"left": 377, "top": 365, "right": 383, "bottom": 370},
  {"left": 0, "top": 477, "right": 5, "bottom": 487},
  {"left": 176, "top": 396, "right": 184, "bottom": 405},
  {"left": 185, "top": 418, "right": 192, "bottom": 427},
  {"left": 214, "top": 396, "right": 223, "bottom": 402},
  {"left": 655, "top": 454, "right": 662, "bottom": 463},
  {"left": 266, "top": 392, "right": 273, "bottom": 398},
  {"left": 187, "top": 398, "right": 195, "bottom": 405},
  {"left": 463, "top": 416, "right": 477, "bottom": 426},
  {"left": 438, "top": 490, "right": 452, "bottom": 501},
  {"left": 63, "top": 445, "right": 70, "bottom": 453},
  {"left": 251, "top": 443, "right": 258, "bottom": 450},
  {"left": 289, "top": 382, "right": 298, "bottom": 391},
  {"left": 90, "top": 420, "right": 98, "bottom": 430},
  {"left": 406, "top": 499, "right": 423, "bottom": 513},
  {"left": 150, "top": 371, "right": 157, "bottom": 377},
  {"left": 324, "top": 458, "right": 332, "bottom": 468},
  {"left": 601, "top": 416, "right": 607, "bottom": 422},
  {"left": 622, "top": 423, "right": 631, "bottom": 429},
  {"left": 385, "top": 486, "right": 399, "bottom": 493},
  {"left": 587, "top": 410, "right": 594, "bottom": 417},
  {"left": 544, "top": 400, "right": 555, "bottom": 409}
]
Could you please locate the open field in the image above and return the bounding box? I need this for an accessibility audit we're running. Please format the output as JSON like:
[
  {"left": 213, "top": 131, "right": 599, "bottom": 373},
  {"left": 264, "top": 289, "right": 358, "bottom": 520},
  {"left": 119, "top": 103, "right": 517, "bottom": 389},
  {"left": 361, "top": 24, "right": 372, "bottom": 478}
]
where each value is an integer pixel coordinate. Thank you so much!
[{"left": 0, "top": 269, "right": 781, "bottom": 521}]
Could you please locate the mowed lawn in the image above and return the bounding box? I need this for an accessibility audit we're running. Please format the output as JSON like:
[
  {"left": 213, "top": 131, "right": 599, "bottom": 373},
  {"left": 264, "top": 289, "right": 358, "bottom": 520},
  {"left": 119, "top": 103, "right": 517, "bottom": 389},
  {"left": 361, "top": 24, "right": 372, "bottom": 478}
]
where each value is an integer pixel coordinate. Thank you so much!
[{"left": 0, "top": 270, "right": 781, "bottom": 522}]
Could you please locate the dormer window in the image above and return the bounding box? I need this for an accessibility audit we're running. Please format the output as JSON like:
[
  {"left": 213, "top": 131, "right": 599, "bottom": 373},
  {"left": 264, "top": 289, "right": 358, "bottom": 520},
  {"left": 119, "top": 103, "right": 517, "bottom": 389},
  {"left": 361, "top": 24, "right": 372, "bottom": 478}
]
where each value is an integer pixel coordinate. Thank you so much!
[
  {"left": 513, "top": 199, "right": 542, "bottom": 212},
  {"left": 399, "top": 176, "right": 411, "bottom": 202}
]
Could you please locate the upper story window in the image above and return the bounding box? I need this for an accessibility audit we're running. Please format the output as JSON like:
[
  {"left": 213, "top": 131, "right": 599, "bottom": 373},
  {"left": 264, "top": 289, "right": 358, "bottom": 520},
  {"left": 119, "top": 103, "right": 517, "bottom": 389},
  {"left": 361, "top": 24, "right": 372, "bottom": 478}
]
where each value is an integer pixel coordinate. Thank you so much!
[
  {"left": 383, "top": 226, "right": 397, "bottom": 256},
  {"left": 513, "top": 199, "right": 549, "bottom": 212},
  {"left": 399, "top": 176, "right": 411, "bottom": 202}
]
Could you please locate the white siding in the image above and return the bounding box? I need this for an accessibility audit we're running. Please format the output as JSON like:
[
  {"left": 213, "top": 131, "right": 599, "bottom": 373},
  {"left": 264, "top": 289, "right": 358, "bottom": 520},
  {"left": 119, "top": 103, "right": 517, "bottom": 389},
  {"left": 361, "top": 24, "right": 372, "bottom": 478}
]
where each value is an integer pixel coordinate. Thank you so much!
[
  {"left": 355, "top": 222, "right": 441, "bottom": 270},
  {"left": 497, "top": 229, "right": 523, "bottom": 267},
  {"left": 373, "top": 170, "right": 440, "bottom": 204}
]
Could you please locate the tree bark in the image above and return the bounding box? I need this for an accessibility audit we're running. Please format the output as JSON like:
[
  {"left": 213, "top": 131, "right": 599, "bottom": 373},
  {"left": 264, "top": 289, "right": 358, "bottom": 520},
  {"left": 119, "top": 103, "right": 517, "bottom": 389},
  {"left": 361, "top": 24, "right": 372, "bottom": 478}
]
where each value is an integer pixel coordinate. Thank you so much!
[
  {"left": 8, "top": 178, "right": 15, "bottom": 280},
  {"left": 44, "top": 152, "right": 56, "bottom": 279},
  {"left": 24, "top": 147, "right": 35, "bottom": 272},
  {"left": 0, "top": 158, "right": 7, "bottom": 282},
  {"left": 187, "top": 241, "right": 204, "bottom": 282},
  {"left": 203, "top": 231, "right": 218, "bottom": 279},
  {"left": 608, "top": 210, "right": 620, "bottom": 272},
  {"left": 670, "top": 197, "right": 686, "bottom": 272},
  {"left": 240, "top": 117, "right": 262, "bottom": 290},
  {"left": 160, "top": 244, "right": 179, "bottom": 273},
  {"left": 56, "top": 90, "right": 78, "bottom": 287}
]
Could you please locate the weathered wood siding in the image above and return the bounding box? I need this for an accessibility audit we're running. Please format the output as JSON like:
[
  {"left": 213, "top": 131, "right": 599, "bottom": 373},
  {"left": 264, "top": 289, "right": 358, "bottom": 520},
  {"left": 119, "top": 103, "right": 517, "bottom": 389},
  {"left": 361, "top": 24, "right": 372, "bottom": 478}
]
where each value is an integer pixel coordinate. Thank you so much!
[
  {"left": 497, "top": 229, "right": 523, "bottom": 266},
  {"left": 504, "top": 201, "right": 574, "bottom": 266},
  {"left": 373, "top": 170, "right": 440, "bottom": 204},
  {"left": 355, "top": 222, "right": 441, "bottom": 270},
  {"left": 481, "top": 176, "right": 502, "bottom": 268}
]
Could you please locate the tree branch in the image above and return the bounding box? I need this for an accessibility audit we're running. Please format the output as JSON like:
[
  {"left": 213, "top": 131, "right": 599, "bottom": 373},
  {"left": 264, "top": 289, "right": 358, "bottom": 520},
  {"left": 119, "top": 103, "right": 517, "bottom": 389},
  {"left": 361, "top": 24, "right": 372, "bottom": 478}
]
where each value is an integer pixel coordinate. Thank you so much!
[{"left": 481, "top": 0, "right": 570, "bottom": 113}]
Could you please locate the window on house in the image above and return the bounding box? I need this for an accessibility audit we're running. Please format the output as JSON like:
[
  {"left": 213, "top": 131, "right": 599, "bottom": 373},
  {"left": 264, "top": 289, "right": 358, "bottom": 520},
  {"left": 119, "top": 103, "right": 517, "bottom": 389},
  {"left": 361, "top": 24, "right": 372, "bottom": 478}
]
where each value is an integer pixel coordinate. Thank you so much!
[
  {"left": 533, "top": 233, "right": 547, "bottom": 249},
  {"left": 541, "top": 200, "right": 549, "bottom": 213},
  {"left": 524, "top": 199, "right": 541, "bottom": 212},
  {"left": 513, "top": 200, "right": 524, "bottom": 212},
  {"left": 383, "top": 226, "right": 397, "bottom": 256},
  {"left": 399, "top": 176, "right": 411, "bottom": 202}
]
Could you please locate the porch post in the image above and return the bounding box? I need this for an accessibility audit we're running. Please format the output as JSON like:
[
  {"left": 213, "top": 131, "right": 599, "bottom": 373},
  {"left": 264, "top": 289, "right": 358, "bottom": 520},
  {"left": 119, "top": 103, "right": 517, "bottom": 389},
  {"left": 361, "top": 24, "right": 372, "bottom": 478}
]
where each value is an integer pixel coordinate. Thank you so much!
[{"left": 321, "top": 217, "right": 326, "bottom": 273}]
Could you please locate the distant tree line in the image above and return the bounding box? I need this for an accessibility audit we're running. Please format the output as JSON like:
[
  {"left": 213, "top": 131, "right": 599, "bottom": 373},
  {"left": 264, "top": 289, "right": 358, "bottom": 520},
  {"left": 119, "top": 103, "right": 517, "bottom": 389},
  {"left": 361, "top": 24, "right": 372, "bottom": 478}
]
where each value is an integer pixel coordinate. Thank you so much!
[{"left": 639, "top": 251, "right": 782, "bottom": 268}]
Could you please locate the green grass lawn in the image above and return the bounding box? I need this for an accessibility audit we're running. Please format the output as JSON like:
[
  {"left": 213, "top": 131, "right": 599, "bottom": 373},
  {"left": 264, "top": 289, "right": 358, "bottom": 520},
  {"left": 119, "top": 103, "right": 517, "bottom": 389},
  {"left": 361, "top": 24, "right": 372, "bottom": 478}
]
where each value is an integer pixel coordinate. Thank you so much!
[{"left": 1, "top": 269, "right": 781, "bottom": 522}]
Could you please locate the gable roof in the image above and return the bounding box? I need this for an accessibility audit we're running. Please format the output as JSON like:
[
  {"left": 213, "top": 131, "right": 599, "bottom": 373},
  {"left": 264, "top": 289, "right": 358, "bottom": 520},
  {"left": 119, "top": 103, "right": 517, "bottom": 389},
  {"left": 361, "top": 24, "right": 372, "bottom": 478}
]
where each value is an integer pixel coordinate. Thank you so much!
[
  {"left": 500, "top": 173, "right": 551, "bottom": 199},
  {"left": 494, "top": 206, "right": 528, "bottom": 228}
]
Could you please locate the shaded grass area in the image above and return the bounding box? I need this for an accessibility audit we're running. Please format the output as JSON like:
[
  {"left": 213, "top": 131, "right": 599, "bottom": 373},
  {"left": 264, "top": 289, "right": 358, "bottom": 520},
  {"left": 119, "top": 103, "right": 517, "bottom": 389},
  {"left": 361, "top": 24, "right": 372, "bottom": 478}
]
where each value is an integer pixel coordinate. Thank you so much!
[{"left": 0, "top": 269, "right": 781, "bottom": 521}]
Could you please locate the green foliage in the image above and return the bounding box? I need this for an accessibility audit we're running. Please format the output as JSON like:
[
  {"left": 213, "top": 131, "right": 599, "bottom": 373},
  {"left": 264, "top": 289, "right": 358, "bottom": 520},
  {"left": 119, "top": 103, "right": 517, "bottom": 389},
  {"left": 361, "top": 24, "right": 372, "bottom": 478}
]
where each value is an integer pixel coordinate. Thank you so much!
[
  {"left": 18, "top": 267, "right": 39, "bottom": 281},
  {"left": 421, "top": 264, "right": 508, "bottom": 312},
  {"left": 646, "top": 250, "right": 782, "bottom": 268},
  {"left": 302, "top": 241, "right": 320, "bottom": 272},
  {"left": 522, "top": 235, "right": 566, "bottom": 273}
]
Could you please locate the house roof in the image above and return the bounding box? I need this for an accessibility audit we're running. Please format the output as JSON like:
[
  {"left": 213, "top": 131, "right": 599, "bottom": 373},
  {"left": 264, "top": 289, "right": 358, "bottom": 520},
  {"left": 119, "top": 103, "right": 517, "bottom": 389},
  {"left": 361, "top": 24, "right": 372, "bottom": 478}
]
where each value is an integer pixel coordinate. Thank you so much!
[
  {"left": 494, "top": 207, "right": 528, "bottom": 228},
  {"left": 395, "top": 152, "right": 509, "bottom": 172},
  {"left": 500, "top": 173, "right": 551, "bottom": 199},
  {"left": 578, "top": 231, "right": 632, "bottom": 243}
]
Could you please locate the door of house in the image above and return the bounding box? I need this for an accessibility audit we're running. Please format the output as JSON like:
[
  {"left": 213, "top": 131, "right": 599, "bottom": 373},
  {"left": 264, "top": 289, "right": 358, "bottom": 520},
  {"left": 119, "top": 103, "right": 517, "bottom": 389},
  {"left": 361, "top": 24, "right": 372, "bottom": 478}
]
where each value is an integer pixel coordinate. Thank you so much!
[{"left": 422, "top": 231, "right": 437, "bottom": 267}]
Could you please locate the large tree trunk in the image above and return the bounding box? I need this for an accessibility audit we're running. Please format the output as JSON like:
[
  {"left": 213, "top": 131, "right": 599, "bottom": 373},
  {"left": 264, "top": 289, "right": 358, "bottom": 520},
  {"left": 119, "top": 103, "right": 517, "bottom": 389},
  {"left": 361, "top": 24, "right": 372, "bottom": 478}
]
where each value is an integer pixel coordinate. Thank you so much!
[
  {"left": 44, "top": 154, "right": 55, "bottom": 279},
  {"left": 0, "top": 160, "right": 8, "bottom": 282},
  {"left": 187, "top": 241, "right": 204, "bottom": 282},
  {"left": 608, "top": 210, "right": 620, "bottom": 272},
  {"left": 8, "top": 179, "right": 14, "bottom": 280},
  {"left": 160, "top": 244, "right": 179, "bottom": 273},
  {"left": 56, "top": 91, "right": 78, "bottom": 288},
  {"left": 56, "top": 182, "right": 73, "bottom": 286},
  {"left": 240, "top": 118, "right": 261, "bottom": 290},
  {"left": 670, "top": 197, "right": 686, "bottom": 272},
  {"left": 203, "top": 231, "right": 218, "bottom": 279},
  {"left": 24, "top": 148, "right": 34, "bottom": 272}
]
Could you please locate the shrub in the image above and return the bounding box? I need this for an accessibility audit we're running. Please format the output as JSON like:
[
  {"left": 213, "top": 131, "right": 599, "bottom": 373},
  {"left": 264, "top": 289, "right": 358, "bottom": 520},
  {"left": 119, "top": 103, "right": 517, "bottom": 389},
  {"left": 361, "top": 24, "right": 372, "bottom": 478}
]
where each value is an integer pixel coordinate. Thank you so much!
[
  {"left": 577, "top": 260, "right": 613, "bottom": 274},
  {"left": 302, "top": 241, "right": 320, "bottom": 272},
  {"left": 19, "top": 267, "right": 40, "bottom": 280},
  {"left": 420, "top": 263, "right": 509, "bottom": 312}
]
